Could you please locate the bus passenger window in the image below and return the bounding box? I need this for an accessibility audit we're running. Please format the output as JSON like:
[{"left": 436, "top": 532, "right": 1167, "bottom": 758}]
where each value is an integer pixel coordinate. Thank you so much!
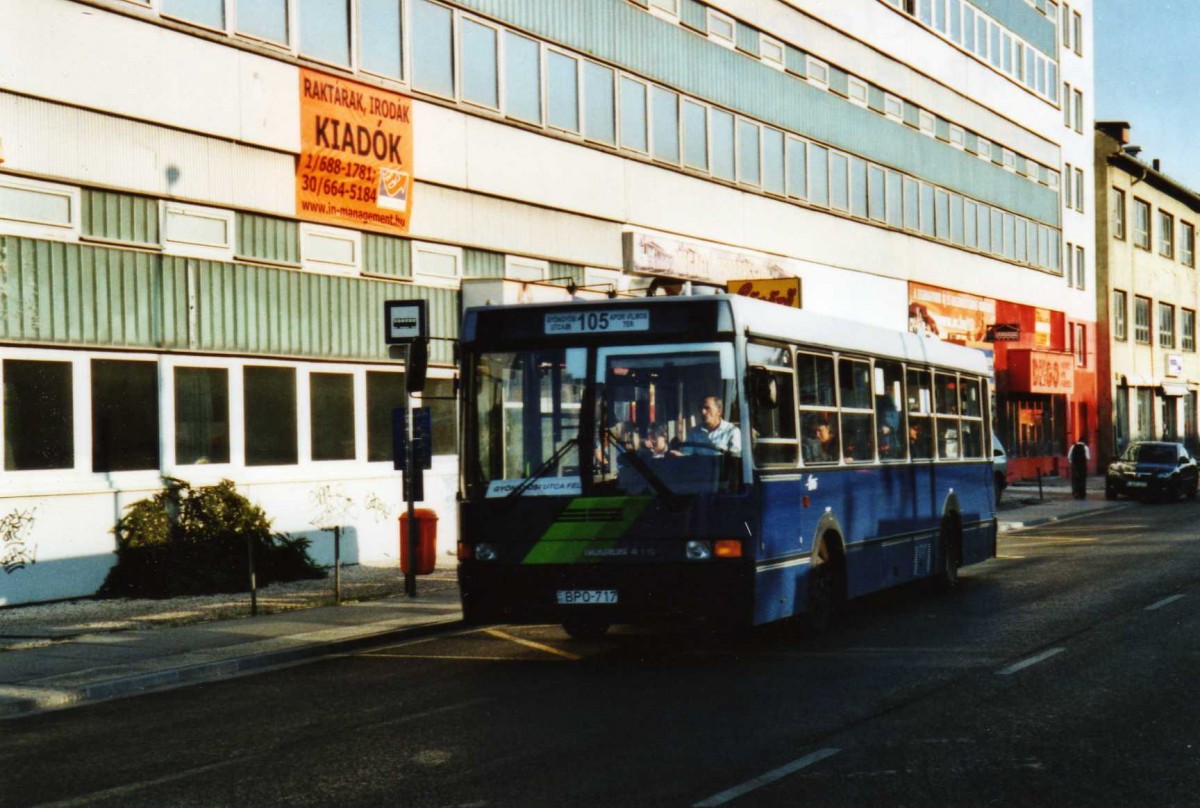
[
  {"left": 801, "top": 410, "right": 839, "bottom": 464},
  {"left": 839, "top": 358, "right": 874, "bottom": 462},
  {"left": 797, "top": 353, "right": 835, "bottom": 407},
  {"left": 747, "top": 343, "right": 799, "bottom": 467},
  {"left": 906, "top": 369, "right": 933, "bottom": 460},
  {"left": 908, "top": 417, "right": 933, "bottom": 459},
  {"left": 937, "top": 418, "right": 960, "bottom": 459},
  {"left": 874, "top": 360, "right": 905, "bottom": 460}
]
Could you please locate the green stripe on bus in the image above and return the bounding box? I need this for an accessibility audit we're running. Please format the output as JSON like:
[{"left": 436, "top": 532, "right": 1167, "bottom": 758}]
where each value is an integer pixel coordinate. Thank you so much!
[{"left": 521, "top": 496, "right": 653, "bottom": 564}]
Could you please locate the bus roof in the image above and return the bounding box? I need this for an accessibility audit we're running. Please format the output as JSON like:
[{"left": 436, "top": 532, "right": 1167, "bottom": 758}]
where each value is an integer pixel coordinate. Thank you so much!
[{"left": 462, "top": 294, "right": 992, "bottom": 377}]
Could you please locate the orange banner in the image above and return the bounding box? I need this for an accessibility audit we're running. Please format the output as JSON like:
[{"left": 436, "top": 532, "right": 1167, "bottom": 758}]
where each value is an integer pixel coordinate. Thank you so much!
[
  {"left": 296, "top": 69, "right": 413, "bottom": 234},
  {"left": 907, "top": 282, "right": 995, "bottom": 349}
]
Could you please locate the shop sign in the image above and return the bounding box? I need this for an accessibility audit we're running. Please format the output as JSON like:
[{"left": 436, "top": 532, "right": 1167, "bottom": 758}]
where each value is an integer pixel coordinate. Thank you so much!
[
  {"left": 1008, "top": 349, "right": 1075, "bottom": 395},
  {"left": 625, "top": 229, "right": 796, "bottom": 283},
  {"left": 1034, "top": 308, "right": 1052, "bottom": 347},
  {"left": 297, "top": 69, "right": 413, "bottom": 235},
  {"left": 1167, "top": 354, "right": 1184, "bottom": 376},
  {"left": 986, "top": 323, "right": 1021, "bottom": 342},
  {"left": 726, "top": 278, "right": 801, "bottom": 308}
]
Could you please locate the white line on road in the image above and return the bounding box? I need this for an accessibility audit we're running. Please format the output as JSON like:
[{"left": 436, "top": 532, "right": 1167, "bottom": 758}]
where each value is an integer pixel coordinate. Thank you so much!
[
  {"left": 1145, "top": 594, "right": 1186, "bottom": 611},
  {"left": 693, "top": 748, "right": 840, "bottom": 807},
  {"left": 996, "top": 647, "right": 1064, "bottom": 676}
]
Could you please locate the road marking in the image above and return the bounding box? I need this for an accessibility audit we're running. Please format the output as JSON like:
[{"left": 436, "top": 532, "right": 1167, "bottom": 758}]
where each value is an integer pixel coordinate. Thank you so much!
[
  {"left": 997, "top": 647, "right": 1064, "bottom": 676},
  {"left": 362, "top": 653, "right": 520, "bottom": 662},
  {"left": 994, "top": 554, "right": 1026, "bottom": 559},
  {"left": 692, "top": 748, "right": 840, "bottom": 806},
  {"left": 1002, "top": 538, "right": 1099, "bottom": 549},
  {"left": 484, "top": 628, "right": 582, "bottom": 661},
  {"left": 1145, "top": 594, "right": 1186, "bottom": 611}
]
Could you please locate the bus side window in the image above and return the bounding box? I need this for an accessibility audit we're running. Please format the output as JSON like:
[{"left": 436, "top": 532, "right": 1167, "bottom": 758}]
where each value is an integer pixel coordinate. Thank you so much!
[
  {"left": 747, "top": 343, "right": 799, "bottom": 467},
  {"left": 906, "top": 368, "right": 933, "bottom": 460},
  {"left": 838, "top": 357, "right": 875, "bottom": 462},
  {"left": 874, "top": 359, "right": 906, "bottom": 460}
]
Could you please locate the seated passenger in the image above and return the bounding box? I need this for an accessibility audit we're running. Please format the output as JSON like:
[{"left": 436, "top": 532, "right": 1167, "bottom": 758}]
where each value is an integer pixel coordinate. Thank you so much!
[
  {"left": 638, "top": 422, "right": 674, "bottom": 461},
  {"left": 802, "top": 412, "right": 839, "bottom": 463}
]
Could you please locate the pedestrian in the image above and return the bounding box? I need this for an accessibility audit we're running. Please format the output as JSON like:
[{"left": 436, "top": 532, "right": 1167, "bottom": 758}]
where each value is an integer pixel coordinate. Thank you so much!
[{"left": 1068, "top": 434, "right": 1090, "bottom": 499}]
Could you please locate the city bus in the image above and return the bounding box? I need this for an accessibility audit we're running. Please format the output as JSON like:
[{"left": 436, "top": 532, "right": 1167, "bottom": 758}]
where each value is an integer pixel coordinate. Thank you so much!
[{"left": 457, "top": 293, "right": 997, "bottom": 638}]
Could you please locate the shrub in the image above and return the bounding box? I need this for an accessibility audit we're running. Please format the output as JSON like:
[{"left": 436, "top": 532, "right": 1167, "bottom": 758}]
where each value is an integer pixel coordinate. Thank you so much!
[{"left": 100, "top": 478, "right": 324, "bottom": 598}]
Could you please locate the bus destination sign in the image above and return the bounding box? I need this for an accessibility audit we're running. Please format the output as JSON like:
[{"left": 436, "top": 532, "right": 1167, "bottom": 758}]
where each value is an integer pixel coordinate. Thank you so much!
[{"left": 545, "top": 309, "right": 650, "bottom": 335}]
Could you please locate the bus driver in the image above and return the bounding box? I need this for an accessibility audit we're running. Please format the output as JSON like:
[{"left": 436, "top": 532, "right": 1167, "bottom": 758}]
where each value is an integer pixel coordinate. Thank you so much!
[{"left": 680, "top": 395, "right": 741, "bottom": 457}]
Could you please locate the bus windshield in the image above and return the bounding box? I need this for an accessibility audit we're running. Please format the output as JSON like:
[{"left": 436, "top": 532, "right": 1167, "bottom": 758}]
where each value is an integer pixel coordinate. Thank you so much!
[
  {"left": 467, "top": 342, "right": 741, "bottom": 500},
  {"left": 594, "top": 342, "right": 741, "bottom": 496}
]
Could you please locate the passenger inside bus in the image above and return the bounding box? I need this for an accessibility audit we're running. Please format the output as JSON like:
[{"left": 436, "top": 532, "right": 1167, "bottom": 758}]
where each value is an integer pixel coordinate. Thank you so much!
[
  {"left": 679, "top": 395, "right": 741, "bottom": 456},
  {"left": 909, "top": 419, "right": 933, "bottom": 459},
  {"left": 802, "top": 411, "right": 839, "bottom": 463},
  {"left": 638, "top": 422, "right": 674, "bottom": 461}
]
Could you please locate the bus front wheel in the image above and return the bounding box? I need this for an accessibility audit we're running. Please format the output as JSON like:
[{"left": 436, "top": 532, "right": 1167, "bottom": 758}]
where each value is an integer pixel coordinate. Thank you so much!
[
  {"left": 935, "top": 517, "right": 962, "bottom": 592},
  {"left": 562, "top": 617, "right": 610, "bottom": 640},
  {"left": 804, "top": 538, "right": 845, "bottom": 634}
]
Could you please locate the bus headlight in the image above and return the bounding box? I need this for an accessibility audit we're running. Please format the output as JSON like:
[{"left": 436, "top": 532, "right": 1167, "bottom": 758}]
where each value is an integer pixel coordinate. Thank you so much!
[
  {"left": 685, "top": 540, "right": 712, "bottom": 561},
  {"left": 474, "top": 542, "right": 498, "bottom": 561}
]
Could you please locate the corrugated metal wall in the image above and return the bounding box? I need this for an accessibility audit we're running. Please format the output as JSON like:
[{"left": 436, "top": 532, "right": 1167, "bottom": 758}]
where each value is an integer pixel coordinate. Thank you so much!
[
  {"left": 0, "top": 237, "right": 459, "bottom": 365},
  {"left": 81, "top": 190, "right": 160, "bottom": 246},
  {"left": 464, "top": 249, "right": 505, "bottom": 278},
  {"left": 364, "top": 233, "right": 412, "bottom": 278},
  {"left": 238, "top": 213, "right": 300, "bottom": 265},
  {"left": 450, "top": 0, "right": 1060, "bottom": 226},
  {"left": 734, "top": 21, "right": 760, "bottom": 56},
  {"left": 679, "top": 0, "right": 706, "bottom": 32}
]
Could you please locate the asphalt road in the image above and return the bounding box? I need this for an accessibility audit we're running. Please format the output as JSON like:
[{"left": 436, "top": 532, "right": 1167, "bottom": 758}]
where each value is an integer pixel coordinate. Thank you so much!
[{"left": 4, "top": 500, "right": 1199, "bottom": 807}]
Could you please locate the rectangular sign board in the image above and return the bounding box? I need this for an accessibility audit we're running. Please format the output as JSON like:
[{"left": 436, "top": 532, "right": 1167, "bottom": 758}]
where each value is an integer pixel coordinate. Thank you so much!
[
  {"left": 544, "top": 309, "right": 649, "bottom": 335},
  {"left": 385, "top": 299, "right": 427, "bottom": 344}
]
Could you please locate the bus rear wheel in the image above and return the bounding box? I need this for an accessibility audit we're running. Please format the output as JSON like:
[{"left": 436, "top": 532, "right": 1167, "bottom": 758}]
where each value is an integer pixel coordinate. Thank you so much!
[
  {"left": 935, "top": 517, "right": 961, "bottom": 592},
  {"left": 562, "top": 617, "right": 610, "bottom": 640}
]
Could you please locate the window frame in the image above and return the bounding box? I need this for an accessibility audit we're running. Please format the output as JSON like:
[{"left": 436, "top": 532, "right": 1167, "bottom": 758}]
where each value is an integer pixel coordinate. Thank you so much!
[
  {"left": 457, "top": 12, "right": 502, "bottom": 113},
  {"left": 847, "top": 76, "right": 869, "bottom": 108},
  {"left": 300, "top": 222, "right": 362, "bottom": 276},
  {"left": 806, "top": 57, "right": 829, "bottom": 89},
  {"left": 504, "top": 255, "right": 550, "bottom": 282},
  {"left": 883, "top": 93, "right": 904, "bottom": 122},
  {"left": 1134, "top": 295, "right": 1152, "bottom": 345},
  {"left": 760, "top": 36, "right": 786, "bottom": 70},
  {"left": 1183, "top": 309, "right": 1196, "bottom": 352},
  {"left": 1183, "top": 221, "right": 1196, "bottom": 268},
  {"left": 544, "top": 45, "right": 584, "bottom": 136},
  {"left": 1158, "top": 210, "right": 1175, "bottom": 259},
  {"left": 0, "top": 174, "right": 81, "bottom": 242},
  {"left": 1133, "top": 198, "right": 1151, "bottom": 250},
  {"left": 1111, "top": 187, "right": 1126, "bottom": 240},
  {"left": 160, "top": 201, "right": 235, "bottom": 261},
  {"left": 1159, "top": 302, "right": 1176, "bottom": 349},
  {"left": 706, "top": 8, "right": 736, "bottom": 47},
  {"left": 1113, "top": 289, "right": 1128, "bottom": 342},
  {"left": 412, "top": 240, "right": 464, "bottom": 287}
]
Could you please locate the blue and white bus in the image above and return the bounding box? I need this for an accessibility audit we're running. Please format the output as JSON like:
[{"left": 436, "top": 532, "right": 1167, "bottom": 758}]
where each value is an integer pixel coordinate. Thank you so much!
[{"left": 457, "top": 294, "right": 997, "bottom": 638}]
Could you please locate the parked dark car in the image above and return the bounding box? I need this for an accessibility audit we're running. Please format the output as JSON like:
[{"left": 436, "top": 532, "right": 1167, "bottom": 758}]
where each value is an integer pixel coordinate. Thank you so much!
[{"left": 1105, "top": 441, "right": 1199, "bottom": 502}]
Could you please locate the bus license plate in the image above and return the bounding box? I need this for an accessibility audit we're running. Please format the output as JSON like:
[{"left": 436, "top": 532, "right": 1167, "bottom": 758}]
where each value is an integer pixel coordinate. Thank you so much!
[
  {"left": 1127, "top": 481, "right": 1147, "bottom": 488},
  {"left": 557, "top": 589, "right": 618, "bottom": 605}
]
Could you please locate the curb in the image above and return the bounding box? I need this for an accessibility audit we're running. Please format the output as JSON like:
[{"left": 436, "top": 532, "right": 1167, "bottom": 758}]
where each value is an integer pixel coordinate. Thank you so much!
[
  {"left": 0, "top": 615, "right": 463, "bottom": 721},
  {"left": 998, "top": 502, "right": 1129, "bottom": 533}
]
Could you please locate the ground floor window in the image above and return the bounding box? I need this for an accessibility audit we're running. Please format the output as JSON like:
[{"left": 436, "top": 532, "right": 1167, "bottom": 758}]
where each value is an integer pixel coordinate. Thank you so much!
[
  {"left": 1160, "top": 392, "right": 1179, "bottom": 441},
  {"left": 367, "top": 371, "right": 407, "bottom": 462},
  {"left": 174, "top": 366, "right": 230, "bottom": 465},
  {"left": 310, "top": 372, "right": 355, "bottom": 461},
  {"left": 92, "top": 359, "right": 160, "bottom": 472},
  {"left": 3, "top": 359, "right": 74, "bottom": 470},
  {"left": 244, "top": 366, "right": 298, "bottom": 466},
  {"left": 1113, "top": 386, "right": 1129, "bottom": 455},
  {"left": 999, "top": 393, "right": 1064, "bottom": 459},
  {"left": 1186, "top": 391, "right": 1198, "bottom": 455},
  {"left": 1135, "top": 387, "right": 1154, "bottom": 440}
]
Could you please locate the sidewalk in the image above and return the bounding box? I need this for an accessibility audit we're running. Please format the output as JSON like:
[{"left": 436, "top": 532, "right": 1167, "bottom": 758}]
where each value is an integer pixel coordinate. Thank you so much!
[{"left": 0, "top": 481, "right": 1123, "bottom": 720}]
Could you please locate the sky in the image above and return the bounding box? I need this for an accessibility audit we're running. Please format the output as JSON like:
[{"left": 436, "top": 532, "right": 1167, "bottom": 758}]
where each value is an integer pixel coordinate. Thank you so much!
[{"left": 1094, "top": 1, "right": 1200, "bottom": 189}]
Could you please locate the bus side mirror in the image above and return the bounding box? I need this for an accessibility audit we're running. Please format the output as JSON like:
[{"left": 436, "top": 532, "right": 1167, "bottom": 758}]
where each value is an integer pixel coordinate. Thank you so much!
[{"left": 749, "top": 366, "right": 777, "bottom": 409}]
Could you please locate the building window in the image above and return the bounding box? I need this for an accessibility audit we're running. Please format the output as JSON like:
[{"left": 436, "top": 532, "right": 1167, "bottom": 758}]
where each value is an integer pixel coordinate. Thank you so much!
[
  {"left": 1073, "top": 11, "right": 1083, "bottom": 55},
  {"left": 583, "top": 61, "right": 616, "bottom": 146},
  {"left": 1073, "top": 89, "right": 1083, "bottom": 133},
  {"left": 1075, "top": 245, "right": 1085, "bottom": 290},
  {"left": 244, "top": 366, "right": 297, "bottom": 466},
  {"left": 808, "top": 143, "right": 829, "bottom": 207},
  {"left": 310, "top": 372, "right": 356, "bottom": 461},
  {"left": 847, "top": 76, "right": 868, "bottom": 107},
  {"left": 618, "top": 75, "right": 648, "bottom": 153},
  {"left": 948, "top": 125, "right": 965, "bottom": 149},
  {"left": 1184, "top": 309, "right": 1197, "bottom": 352},
  {"left": 1063, "top": 83, "right": 1071, "bottom": 128},
  {"left": 1074, "top": 167, "right": 1084, "bottom": 212},
  {"left": 651, "top": 86, "right": 680, "bottom": 163},
  {"left": 829, "top": 151, "right": 850, "bottom": 212},
  {"left": 547, "top": 50, "right": 581, "bottom": 133},
  {"left": 161, "top": 202, "right": 235, "bottom": 260},
  {"left": 412, "top": 242, "right": 462, "bottom": 285},
  {"left": 737, "top": 119, "right": 762, "bottom": 186},
  {"left": 1134, "top": 295, "right": 1151, "bottom": 344},
  {"left": 1113, "top": 290, "right": 1128, "bottom": 341},
  {"left": 460, "top": 16, "right": 501, "bottom": 110},
  {"left": 1159, "top": 211, "right": 1175, "bottom": 258},
  {"left": 3, "top": 360, "right": 73, "bottom": 471},
  {"left": 174, "top": 366, "right": 230, "bottom": 466},
  {"left": 1112, "top": 188, "right": 1126, "bottom": 239},
  {"left": 359, "top": 0, "right": 403, "bottom": 79},
  {"left": 785, "top": 137, "right": 807, "bottom": 199},
  {"left": 807, "top": 58, "right": 829, "bottom": 88},
  {"left": 1134, "top": 198, "right": 1151, "bottom": 249},
  {"left": 411, "top": 0, "right": 454, "bottom": 98},
  {"left": 682, "top": 99, "right": 709, "bottom": 171},
  {"left": 298, "top": 0, "right": 351, "bottom": 66},
  {"left": 1073, "top": 323, "right": 1086, "bottom": 367},
  {"left": 1182, "top": 222, "right": 1195, "bottom": 267},
  {"left": 367, "top": 370, "right": 406, "bottom": 461},
  {"left": 763, "top": 128, "right": 785, "bottom": 196},
  {"left": 1064, "top": 163, "right": 1072, "bottom": 210},
  {"left": 712, "top": 108, "right": 735, "bottom": 181},
  {"left": 707, "top": 9, "right": 735, "bottom": 45},
  {"left": 161, "top": 0, "right": 224, "bottom": 30},
  {"left": 301, "top": 224, "right": 361, "bottom": 275},
  {"left": 918, "top": 110, "right": 935, "bottom": 137},
  {"left": 883, "top": 93, "right": 903, "bottom": 121},
  {"left": 503, "top": 31, "right": 542, "bottom": 124},
  {"left": 92, "top": 359, "right": 159, "bottom": 472},
  {"left": 761, "top": 37, "right": 785, "bottom": 69},
  {"left": 0, "top": 175, "right": 80, "bottom": 241},
  {"left": 237, "top": 0, "right": 289, "bottom": 44},
  {"left": 1002, "top": 148, "right": 1016, "bottom": 171},
  {"left": 976, "top": 137, "right": 991, "bottom": 161},
  {"left": 504, "top": 255, "right": 549, "bottom": 281},
  {"left": 1159, "top": 303, "right": 1176, "bottom": 349}
]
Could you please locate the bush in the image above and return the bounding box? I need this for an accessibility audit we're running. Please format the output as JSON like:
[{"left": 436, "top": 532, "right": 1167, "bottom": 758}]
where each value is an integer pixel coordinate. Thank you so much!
[{"left": 100, "top": 478, "right": 324, "bottom": 599}]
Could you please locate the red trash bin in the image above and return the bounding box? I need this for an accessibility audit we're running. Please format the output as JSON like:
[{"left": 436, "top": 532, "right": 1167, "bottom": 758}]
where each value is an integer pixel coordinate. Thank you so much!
[{"left": 399, "top": 508, "right": 438, "bottom": 575}]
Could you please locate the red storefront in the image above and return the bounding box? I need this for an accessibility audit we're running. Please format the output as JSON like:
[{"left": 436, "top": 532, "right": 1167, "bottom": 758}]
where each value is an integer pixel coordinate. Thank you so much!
[{"left": 909, "top": 283, "right": 1099, "bottom": 479}]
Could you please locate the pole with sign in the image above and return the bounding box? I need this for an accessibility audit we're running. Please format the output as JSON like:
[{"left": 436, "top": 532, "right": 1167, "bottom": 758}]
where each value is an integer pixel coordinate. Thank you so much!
[{"left": 385, "top": 300, "right": 428, "bottom": 597}]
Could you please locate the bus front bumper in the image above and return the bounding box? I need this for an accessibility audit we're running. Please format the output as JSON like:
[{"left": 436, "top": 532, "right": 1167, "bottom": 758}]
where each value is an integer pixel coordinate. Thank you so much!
[{"left": 458, "top": 561, "right": 754, "bottom": 628}]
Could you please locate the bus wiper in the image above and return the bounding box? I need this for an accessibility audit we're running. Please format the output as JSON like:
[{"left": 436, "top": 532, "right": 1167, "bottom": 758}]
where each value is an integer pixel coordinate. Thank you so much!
[
  {"left": 505, "top": 438, "right": 578, "bottom": 502},
  {"left": 604, "top": 427, "right": 679, "bottom": 503}
]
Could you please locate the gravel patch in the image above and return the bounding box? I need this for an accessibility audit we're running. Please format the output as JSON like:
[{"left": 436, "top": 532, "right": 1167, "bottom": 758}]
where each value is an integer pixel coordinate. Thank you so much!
[{"left": 0, "top": 564, "right": 458, "bottom": 647}]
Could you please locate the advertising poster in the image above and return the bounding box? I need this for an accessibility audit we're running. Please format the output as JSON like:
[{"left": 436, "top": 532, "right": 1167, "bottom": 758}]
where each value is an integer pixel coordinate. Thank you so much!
[
  {"left": 296, "top": 69, "right": 413, "bottom": 234},
  {"left": 907, "top": 282, "right": 995, "bottom": 349}
]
